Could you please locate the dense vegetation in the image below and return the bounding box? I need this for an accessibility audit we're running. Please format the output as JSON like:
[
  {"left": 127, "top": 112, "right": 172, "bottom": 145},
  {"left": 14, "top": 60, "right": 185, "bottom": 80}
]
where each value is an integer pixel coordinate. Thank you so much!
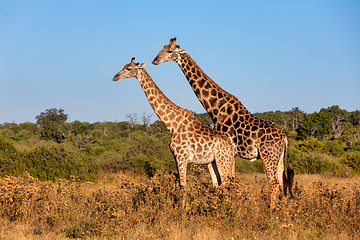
[
  {"left": 1, "top": 106, "right": 360, "bottom": 239},
  {"left": 1, "top": 106, "right": 360, "bottom": 181}
]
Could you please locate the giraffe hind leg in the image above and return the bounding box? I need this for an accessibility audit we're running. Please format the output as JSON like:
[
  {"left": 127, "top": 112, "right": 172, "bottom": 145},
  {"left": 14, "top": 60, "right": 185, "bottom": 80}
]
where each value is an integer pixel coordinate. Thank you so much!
[
  {"left": 208, "top": 162, "right": 221, "bottom": 187},
  {"left": 269, "top": 180, "right": 279, "bottom": 212},
  {"left": 268, "top": 157, "right": 286, "bottom": 212},
  {"left": 277, "top": 153, "right": 286, "bottom": 201}
]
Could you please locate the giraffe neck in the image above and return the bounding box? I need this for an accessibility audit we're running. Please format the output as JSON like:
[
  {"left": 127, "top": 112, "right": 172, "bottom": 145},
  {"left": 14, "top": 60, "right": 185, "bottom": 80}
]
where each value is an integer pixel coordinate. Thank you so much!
[
  {"left": 135, "top": 69, "right": 184, "bottom": 134},
  {"left": 176, "top": 53, "right": 251, "bottom": 123}
]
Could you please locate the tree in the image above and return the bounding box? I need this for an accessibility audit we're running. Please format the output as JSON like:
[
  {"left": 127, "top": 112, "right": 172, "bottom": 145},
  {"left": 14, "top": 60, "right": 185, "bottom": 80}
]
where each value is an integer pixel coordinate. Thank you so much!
[
  {"left": 35, "top": 108, "right": 68, "bottom": 128},
  {"left": 192, "top": 112, "right": 214, "bottom": 128},
  {"left": 35, "top": 108, "right": 68, "bottom": 142},
  {"left": 253, "top": 110, "right": 290, "bottom": 130},
  {"left": 141, "top": 112, "right": 153, "bottom": 132},
  {"left": 320, "top": 105, "right": 349, "bottom": 138},
  {"left": 349, "top": 110, "right": 360, "bottom": 126},
  {"left": 287, "top": 107, "right": 305, "bottom": 133},
  {"left": 296, "top": 112, "right": 333, "bottom": 140},
  {"left": 126, "top": 113, "right": 138, "bottom": 129}
]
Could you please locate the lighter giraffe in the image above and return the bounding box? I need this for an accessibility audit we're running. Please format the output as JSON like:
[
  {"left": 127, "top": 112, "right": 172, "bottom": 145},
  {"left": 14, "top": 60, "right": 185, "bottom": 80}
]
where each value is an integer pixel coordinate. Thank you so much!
[
  {"left": 153, "top": 38, "right": 294, "bottom": 211},
  {"left": 113, "top": 57, "right": 235, "bottom": 189}
]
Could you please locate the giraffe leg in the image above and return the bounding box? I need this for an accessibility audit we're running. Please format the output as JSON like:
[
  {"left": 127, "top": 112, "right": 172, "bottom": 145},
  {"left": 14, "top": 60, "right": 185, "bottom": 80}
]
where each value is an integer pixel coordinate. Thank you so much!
[
  {"left": 277, "top": 152, "right": 286, "bottom": 201},
  {"left": 213, "top": 156, "right": 232, "bottom": 186},
  {"left": 174, "top": 156, "right": 188, "bottom": 209},
  {"left": 208, "top": 162, "right": 220, "bottom": 187},
  {"left": 269, "top": 179, "right": 279, "bottom": 212},
  {"left": 268, "top": 159, "right": 286, "bottom": 212},
  {"left": 231, "top": 157, "right": 235, "bottom": 182},
  {"left": 175, "top": 158, "right": 187, "bottom": 188},
  {"left": 262, "top": 161, "right": 280, "bottom": 212}
]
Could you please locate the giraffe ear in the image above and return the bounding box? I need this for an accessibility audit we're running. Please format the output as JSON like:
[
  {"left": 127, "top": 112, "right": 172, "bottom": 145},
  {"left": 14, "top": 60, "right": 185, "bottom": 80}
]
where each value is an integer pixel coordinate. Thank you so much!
[
  {"left": 177, "top": 48, "right": 187, "bottom": 54},
  {"left": 137, "top": 63, "right": 146, "bottom": 68}
]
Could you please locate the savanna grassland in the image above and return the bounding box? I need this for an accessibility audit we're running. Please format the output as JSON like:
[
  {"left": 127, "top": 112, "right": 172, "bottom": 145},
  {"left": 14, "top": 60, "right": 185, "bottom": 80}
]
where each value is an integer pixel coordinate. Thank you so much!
[
  {"left": 1, "top": 171, "right": 360, "bottom": 239},
  {"left": 1, "top": 107, "right": 360, "bottom": 239}
]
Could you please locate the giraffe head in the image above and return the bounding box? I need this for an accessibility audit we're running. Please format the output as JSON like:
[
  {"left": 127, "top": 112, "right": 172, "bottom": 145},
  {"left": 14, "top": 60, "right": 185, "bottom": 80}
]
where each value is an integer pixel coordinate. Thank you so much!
[
  {"left": 152, "top": 37, "right": 187, "bottom": 65},
  {"left": 113, "top": 57, "right": 146, "bottom": 81}
]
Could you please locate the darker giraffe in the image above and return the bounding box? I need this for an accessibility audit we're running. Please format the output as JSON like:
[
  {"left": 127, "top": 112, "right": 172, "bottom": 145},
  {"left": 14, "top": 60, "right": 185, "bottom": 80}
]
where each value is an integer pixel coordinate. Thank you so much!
[
  {"left": 153, "top": 38, "right": 294, "bottom": 211},
  {"left": 113, "top": 57, "right": 235, "bottom": 189}
]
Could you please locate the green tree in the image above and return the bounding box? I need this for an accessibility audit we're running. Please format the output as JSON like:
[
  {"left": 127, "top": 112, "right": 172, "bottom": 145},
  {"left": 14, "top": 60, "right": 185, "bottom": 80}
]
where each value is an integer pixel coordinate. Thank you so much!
[
  {"left": 254, "top": 110, "right": 289, "bottom": 130},
  {"left": 297, "top": 112, "right": 333, "bottom": 140},
  {"left": 286, "top": 107, "right": 305, "bottom": 133},
  {"left": 35, "top": 108, "right": 68, "bottom": 142},
  {"left": 349, "top": 110, "right": 360, "bottom": 126},
  {"left": 192, "top": 112, "right": 214, "bottom": 127},
  {"left": 36, "top": 108, "right": 68, "bottom": 128},
  {"left": 320, "top": 105, "right": 349, "bottom": 138}
]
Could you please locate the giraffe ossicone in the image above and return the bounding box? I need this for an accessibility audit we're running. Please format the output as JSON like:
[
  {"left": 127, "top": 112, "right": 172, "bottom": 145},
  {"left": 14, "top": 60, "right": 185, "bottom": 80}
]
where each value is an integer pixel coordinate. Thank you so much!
[
  {"left": 114, "top": 57, "right": 236, "bottom": 189},
  {"left": 153, "top": 38, "right": 295, "bottom": 211}
]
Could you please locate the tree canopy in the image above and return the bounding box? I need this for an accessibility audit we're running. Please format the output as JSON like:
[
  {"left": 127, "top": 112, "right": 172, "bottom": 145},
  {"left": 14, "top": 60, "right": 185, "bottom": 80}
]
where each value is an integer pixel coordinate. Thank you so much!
[{"left": 35, "top": 108, "right": 68, "bottom": 128}]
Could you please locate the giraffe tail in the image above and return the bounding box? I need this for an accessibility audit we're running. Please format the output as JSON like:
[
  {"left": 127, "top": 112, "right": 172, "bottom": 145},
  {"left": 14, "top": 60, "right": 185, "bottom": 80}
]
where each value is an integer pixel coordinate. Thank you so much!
[{"left": 282, "top": 138, "right": 294, "bottom": 198}]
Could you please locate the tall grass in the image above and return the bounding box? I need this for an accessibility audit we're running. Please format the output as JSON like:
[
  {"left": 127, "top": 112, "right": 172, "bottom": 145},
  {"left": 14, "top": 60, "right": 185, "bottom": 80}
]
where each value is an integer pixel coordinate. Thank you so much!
[{"left": 1, "top": 170, "right": 359, "bottom": 239}]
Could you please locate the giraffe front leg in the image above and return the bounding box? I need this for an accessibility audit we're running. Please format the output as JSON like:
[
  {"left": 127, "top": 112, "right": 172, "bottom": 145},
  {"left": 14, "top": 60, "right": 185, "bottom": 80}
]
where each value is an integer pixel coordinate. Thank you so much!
[
  {"left": 175, "top": 158, "right": 187, "bottom": 188},
  {"left": 174, "top": 157, "right": 188, "bottom": 210}
]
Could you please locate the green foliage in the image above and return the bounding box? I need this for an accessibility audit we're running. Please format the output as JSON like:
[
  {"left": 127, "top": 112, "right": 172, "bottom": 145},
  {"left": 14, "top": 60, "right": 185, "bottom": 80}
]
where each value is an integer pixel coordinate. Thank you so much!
[
  {"left": 319, "top": 105, "right": 349, "bottom": 119},
  {"left": 289, "top": 148, "right": 349, "bottom": 177},
  {"left": 40, "top": 121, "right": 65, "bottom": 143},
  {"left": 254, "top": 110, "right": 288, "bottom": 129},
  {"left": 35, "top": 108, "right": 68, "bottom": 142},
  {"left": 35, "top": 108, "right": 68, "bottom": 128},
  {"left": 235, "top": 157, "right": 264, "bottom": 174},
  {"left": 297, "top": 112, "right": 333, "bottom": 140},
  {"left": 0, "top": 122, "right": 39, "bottom": 141},
  {"left": 340, "top": 151, "right": 360, "bottom": 173},
  {"left": 0, "top": 136, "right": 19, "bottom": 176},
  {"left": 22, "top": 144, "right": 98, "bottom": 181},
  {"left": 1, "top": 106, "right": 360, "bottom": 182},
  {"left": 349, "top": 110, "right": 360, "bottom": 126},
  {"left": 296, "top": 138, "right": 324, "bottom": 152},
  {"left": 323, "top": 141, "right": 347, "bottom": 156},
  {"left": 192, "top": 112, "right": 214, "bottom": 127},
  {"left": 97, "top": 131, "right": 175, "bottom": 177}
]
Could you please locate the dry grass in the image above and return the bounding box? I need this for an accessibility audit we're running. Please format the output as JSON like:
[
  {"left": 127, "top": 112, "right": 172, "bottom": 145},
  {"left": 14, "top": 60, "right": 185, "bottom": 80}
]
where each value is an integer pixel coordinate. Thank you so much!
[{"left": 1, "top": 170, "right": 360, "bottom": 239}]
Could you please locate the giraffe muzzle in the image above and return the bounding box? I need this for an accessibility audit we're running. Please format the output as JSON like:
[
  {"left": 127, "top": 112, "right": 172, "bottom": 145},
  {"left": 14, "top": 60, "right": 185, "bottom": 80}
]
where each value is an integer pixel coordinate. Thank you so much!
[
  {"left": 113, "top": 74, "right": 121, "bottom": 81},
  {"left": 152, "top": 57, "right": 160, "bottom": 65}
]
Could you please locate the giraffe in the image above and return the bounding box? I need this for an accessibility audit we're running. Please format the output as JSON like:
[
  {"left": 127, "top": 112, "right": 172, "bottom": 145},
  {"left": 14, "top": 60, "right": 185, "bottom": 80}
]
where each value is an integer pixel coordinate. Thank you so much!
[
  {"left": 152, "top": 38, "right": 294, "bottom": 211},
  {"left": 113, "top": 57, "right": 235, "bottom": 189}
]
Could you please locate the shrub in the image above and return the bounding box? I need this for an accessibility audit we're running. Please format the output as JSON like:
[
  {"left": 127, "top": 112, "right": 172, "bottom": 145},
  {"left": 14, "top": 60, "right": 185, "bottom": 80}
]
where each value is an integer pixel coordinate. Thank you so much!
[
  {"left": 18, "top": 144, "right": 98, "bottom": 181},
  {"left": 341, "top": 151, "right": 360, "bottom": 173},
  {"left": 235, "top": 157, "right": 264, "bottom": 174},
  {"left": 289, "top": 147, "right": 348, "bottom": 177},
  {"left": 323, "top": 141, "right": 346, "bottom": 156},
  {"left": 0, "top": 136, "right": 19, "bottom": 177},
  {"left": 296, "top": 138, "right": 324, "bottom": 152}
]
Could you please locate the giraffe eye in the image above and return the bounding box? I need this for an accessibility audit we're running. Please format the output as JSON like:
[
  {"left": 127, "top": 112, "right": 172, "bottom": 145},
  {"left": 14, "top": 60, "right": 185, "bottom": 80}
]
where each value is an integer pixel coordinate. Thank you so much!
[
  {"left": 126, "top": 67, "right": 132, "bottom": 71},
  {"left": 167, "top": 50, "right": 173, "bottom": 53}
]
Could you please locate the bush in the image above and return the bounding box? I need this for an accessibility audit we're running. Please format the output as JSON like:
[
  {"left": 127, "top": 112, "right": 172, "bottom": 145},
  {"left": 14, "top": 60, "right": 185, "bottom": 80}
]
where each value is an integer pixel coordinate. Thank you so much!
[
  {"left": 341, "top": 151, "right": 360, "bottom": 173},
  {"left": 0, "top": 136, "right": 19, "bottom": 177},
  {"left": 289, "top": 146, "right": 348, "bottom": 177},
  {"left": 296, "top": 138, "right": 324, "bottom": 152},
  {"left": 29, "top": 145, "right": 97, "bottom": 181},
  {"left": 235, "top": 157, "right": 264, "bottom": 174},
  {"left": 323, "top": 141, "right": 346, "bottom": 156}
]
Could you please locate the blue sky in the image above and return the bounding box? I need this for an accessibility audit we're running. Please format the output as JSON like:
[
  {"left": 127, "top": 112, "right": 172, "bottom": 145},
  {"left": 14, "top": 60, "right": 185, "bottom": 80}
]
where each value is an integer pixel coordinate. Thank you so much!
[{"left": 1, "top": 1, "right": 359, "bottom": 124}]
